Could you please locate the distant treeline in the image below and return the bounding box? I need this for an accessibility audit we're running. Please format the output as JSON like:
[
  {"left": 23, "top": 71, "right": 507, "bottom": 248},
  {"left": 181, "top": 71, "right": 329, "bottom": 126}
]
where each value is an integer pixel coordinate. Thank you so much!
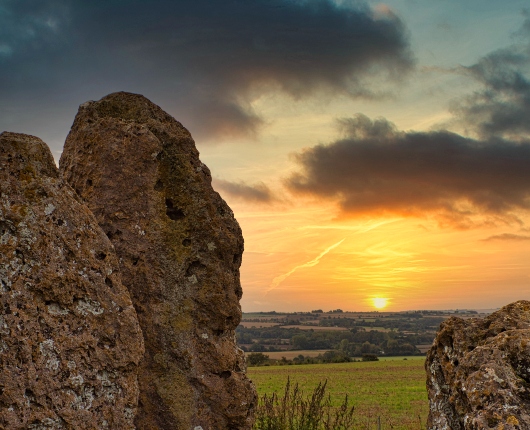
[
  {"left": 237, "top": 325, "right": 433, "bottom": 357},
  {"left": 318, "top": 315, "right": 444, "bottom": 331},
  {"left": 247, "top": 351, "right": 380, "bottom": 366}
]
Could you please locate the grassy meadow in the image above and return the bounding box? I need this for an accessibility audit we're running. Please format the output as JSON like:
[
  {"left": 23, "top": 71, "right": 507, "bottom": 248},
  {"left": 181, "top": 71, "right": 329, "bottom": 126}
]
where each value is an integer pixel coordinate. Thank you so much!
[{"left": 248, "top": 357, "right": 428, "bottom": 429}]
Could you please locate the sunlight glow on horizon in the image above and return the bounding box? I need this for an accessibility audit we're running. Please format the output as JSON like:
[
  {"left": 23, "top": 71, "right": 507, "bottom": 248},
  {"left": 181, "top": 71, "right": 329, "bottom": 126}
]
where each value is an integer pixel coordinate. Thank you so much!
[
  {"left": 229, "top": 199, "right": 530, "bottom": 313},
  {"left": 372, "top": 297, "right": 389, "bottom": 309}
]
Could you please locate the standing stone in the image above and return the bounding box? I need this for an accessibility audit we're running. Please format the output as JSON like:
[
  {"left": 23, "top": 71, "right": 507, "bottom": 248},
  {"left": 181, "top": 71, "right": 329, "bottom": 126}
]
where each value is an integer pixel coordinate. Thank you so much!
[
  {"left": 0, "top": 132, "right": 144, "bottom": 429},
  {"left": 426, "top": 300, "right": 530, "bottom": 429},
  {"left": 60, "top": 92, "right": 257, "bottom": 429}
]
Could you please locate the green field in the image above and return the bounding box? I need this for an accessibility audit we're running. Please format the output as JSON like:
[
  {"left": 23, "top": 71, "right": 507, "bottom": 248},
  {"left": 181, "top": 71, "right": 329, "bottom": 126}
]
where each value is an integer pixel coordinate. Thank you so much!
[{"left": 248, "top": 357, "right": 428, "bottom": 429}]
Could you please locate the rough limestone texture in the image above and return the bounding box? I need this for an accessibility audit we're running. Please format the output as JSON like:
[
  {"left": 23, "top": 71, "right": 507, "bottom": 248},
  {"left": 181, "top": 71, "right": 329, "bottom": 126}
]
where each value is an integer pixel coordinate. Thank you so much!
[
  {"left": 426, "top": 300, "right": 530, "bottom": 430},
  {"left": 0, "top": 132, "right": 144, "bottom": 429},
  {"left": 60, "top": 92, "right": 257, "bottom": 429}
]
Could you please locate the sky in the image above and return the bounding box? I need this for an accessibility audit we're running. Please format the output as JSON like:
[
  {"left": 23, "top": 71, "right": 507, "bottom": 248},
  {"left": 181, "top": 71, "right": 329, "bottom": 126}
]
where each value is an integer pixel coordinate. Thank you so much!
[{"left": 2, "top": 0, "right": 530, "bottom": 312}]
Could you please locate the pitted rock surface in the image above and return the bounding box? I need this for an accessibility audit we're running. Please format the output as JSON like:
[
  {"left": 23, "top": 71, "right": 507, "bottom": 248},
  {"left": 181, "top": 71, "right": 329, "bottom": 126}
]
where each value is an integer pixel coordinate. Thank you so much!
[
  {"left": 426, "top": 300, "right": 530, "bottom": 429},
  {"left": 60, "top": 92, "right": 257, "bottom": 429},
  {"left": 0, "top": 132, "right": 143, "bottom": 429}
]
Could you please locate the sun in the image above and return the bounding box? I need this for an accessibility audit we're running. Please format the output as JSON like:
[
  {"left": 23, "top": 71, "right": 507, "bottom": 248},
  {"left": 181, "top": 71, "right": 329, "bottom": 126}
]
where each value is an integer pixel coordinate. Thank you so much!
[{"left": 372, "top": 297, "right": 389, "bottom": 310}]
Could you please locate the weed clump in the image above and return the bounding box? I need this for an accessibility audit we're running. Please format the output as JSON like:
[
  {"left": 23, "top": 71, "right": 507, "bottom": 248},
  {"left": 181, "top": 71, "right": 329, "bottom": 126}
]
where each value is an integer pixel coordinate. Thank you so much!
[{"left": 253, "top": 377, "right": 355, "bottom": 430}]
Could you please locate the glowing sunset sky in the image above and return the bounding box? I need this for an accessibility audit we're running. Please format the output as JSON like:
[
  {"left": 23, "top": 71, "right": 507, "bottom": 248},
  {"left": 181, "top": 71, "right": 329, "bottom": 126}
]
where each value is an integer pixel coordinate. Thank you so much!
[{"left": 2, "top": 0, "right": 530, "bottom": 311}]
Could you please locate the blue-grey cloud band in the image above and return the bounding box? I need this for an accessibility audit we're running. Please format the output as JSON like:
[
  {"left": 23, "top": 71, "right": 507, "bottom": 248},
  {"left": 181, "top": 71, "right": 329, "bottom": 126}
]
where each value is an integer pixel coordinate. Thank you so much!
[
  {"left": 452, "top": 42, "right": 530, "bottom": 140},
  {"left": 0, "top": 0, "right": 413, "bottom": 142}
]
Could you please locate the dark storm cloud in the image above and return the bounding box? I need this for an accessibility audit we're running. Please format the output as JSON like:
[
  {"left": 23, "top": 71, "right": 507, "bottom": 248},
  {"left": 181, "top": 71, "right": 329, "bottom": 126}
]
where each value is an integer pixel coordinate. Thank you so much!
[
  {"left": 214, "top": 179, "right": 274, "bottom": 203},
  {"left": 0, "top": 0, "right": 413, "bottom": 141},
  {"left": 286, "top": 115, "right": 530, "bottom": 222},
  {"left": 451, "top": 16, "right": 530, "bottom": 140}
]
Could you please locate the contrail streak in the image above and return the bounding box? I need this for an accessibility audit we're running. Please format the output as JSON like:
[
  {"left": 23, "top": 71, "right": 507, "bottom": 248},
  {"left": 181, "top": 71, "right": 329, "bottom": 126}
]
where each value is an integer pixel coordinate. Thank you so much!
[{"left": 264, "top": 238, "right": 345, "bottom": 295}]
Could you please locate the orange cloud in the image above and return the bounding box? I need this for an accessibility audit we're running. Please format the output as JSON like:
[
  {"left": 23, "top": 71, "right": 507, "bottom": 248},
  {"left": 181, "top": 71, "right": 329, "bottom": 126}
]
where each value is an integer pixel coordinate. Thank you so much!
[{"left": 482, "top": 233, "right": 530, "bottom": 241}]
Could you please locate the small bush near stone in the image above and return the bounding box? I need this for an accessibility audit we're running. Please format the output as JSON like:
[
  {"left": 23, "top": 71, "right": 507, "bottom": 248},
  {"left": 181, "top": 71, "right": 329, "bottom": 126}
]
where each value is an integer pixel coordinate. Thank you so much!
[{"left": 253, "top": 377, "right": 355, "bottom": 430}]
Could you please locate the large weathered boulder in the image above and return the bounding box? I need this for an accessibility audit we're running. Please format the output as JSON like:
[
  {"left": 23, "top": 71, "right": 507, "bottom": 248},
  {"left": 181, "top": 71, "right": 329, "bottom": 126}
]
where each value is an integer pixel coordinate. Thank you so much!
[
  {"left": 0, "top": 132, "right": 144, "bottom": 429},
  {"left": 60, "top": 92, "right": 257, "bottom": 429},
  {"left": 426, "top": 300, "right": 530, "bottom": 429}
]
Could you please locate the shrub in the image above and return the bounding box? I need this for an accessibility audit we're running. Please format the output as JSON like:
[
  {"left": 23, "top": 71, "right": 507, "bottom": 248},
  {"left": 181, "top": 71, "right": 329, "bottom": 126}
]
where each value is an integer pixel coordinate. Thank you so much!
[
  {"left": 248, "top": 352, "right": 270, "bottom": 366},
  {"left": 253, "top": 377, "right": 355, "bottom": 430},
  {"left": 320, "top": 350, "right": 351, "bottom": 363},
  {"left": 361, "top": 354, "right": 379, "bottom": 362}
]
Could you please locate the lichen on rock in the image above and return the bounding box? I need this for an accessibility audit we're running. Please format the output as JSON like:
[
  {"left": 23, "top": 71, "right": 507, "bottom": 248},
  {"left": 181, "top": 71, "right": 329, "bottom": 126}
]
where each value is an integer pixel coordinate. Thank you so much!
[
  {"left": 60, "top": 92, "right": 257, "bottom": 429},
  {"left": 0, "top": 132, "right": 144, "bottom": 429},
  {"left": 426, "top": 300, "right": 530, "bottom": 429}
]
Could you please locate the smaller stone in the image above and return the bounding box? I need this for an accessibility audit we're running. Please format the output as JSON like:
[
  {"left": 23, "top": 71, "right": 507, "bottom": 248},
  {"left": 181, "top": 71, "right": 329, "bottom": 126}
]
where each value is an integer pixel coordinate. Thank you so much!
[{"left": 426, "top": 300, "right": 530, "bottom": 429}]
